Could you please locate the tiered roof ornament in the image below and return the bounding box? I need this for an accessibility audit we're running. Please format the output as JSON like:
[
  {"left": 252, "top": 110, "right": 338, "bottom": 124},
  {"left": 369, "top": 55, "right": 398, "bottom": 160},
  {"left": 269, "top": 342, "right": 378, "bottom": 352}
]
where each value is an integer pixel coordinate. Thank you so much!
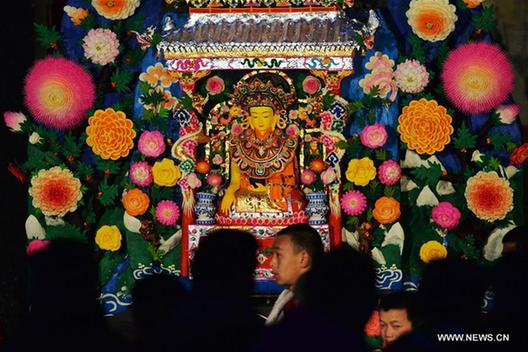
[{"left": 159, "top": 0, "right": 379, "bottom": 71}]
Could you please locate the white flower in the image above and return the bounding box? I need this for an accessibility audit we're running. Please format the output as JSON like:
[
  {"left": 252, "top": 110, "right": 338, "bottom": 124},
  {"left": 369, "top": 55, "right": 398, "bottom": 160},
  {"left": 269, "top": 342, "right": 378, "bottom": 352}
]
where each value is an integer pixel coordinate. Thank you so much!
[
  {"left": 82, "top": 28, "right": 120, "bottom": 65},
  {"left": 29, "top": 132, "right": 42, "bottom": 144}
]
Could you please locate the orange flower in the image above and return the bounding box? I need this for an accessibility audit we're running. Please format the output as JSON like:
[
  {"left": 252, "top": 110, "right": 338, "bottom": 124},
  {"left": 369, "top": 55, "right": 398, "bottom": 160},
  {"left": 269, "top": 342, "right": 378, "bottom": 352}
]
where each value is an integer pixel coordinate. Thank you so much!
[
  {"left": 122, "top": 188, "right": 150, "bottom": 216},
  {"left": 195, "top": 160, "right": 211, "bottom": 174},
  {"left": 463, "top": 0, "right": 484, "bottom": 8},
  {"left": 86, "top": 108, "right": 136, "bottom": 160},
  {"left": 372, "top": 196, "right": 401, "bottom": 225},
  {"left": 63, "top": 6, "right": 89, "bottom": 25},
  {"left": 406, "top": 0, "right": 458, "bottom": 42},
  {"left": 29, "top": 167, "right": 82, "bottom": 217},
  {"left": 397, "top": 99, "right": 454, "bottom": 155},
  {"left": 139, "top": 63, "right": 173, "bottom": 88},
  {"left": 92, "top": 0, "right": 140, "bottom": 20},
  {"left": 510, "top": 143, "right": 528, "bottom": 166},
  {"left": 309, "top": 158, "right": 327, "bottom": 173},
  {"left": 465, "top": 171, "right": 513, "bottom": 222}
]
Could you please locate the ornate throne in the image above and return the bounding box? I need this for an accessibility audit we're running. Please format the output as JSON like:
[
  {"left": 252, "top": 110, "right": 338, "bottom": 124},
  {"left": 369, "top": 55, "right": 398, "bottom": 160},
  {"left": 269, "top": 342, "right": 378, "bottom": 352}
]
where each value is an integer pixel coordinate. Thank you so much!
[{"left": 158, "top": 0, "right": 377, "bottom": 291}]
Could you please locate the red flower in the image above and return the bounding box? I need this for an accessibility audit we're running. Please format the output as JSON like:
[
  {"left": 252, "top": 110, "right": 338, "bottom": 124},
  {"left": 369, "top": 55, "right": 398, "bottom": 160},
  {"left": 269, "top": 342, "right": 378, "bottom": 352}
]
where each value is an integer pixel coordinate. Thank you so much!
[{"left": 510, "top": 143, "right": 528, "bottom": 166}]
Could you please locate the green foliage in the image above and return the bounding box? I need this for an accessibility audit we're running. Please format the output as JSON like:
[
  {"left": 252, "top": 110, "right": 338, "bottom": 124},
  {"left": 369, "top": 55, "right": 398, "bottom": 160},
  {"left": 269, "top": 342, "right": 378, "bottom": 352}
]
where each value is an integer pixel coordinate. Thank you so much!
[
  {"left": 98, "top": 177, "right": 119, "bottom": 207},
  {"left": 410, "top": 161, "right": 443, "bottom": 188},
  {"left": 489, "top": 132, "right": 513, "bottom": 152},
  {"left": 46, "top": 223, "right": 87, "bottom": 243},
  {"left": 453, "top": 123, "right": 477, "bottom": 149},
  {"left": 96, "top": 159, "right": 124, "bottom": 175},
  {"left": 409, "top": 34, "right": 426, "bottom": 63},
  {"left": 34, "top": 23, "right": 60, "bottom": 49},
  {"left": 473, "top": 5, "right": 496, "bottom": 33},
  {"left": 61, "top": 132, "right": 82, "bottom": 159},
  {"left": 150, "top": 185, "right": 175, "bottom": 202},
  {"left": 111, "top": 69, "right": 134, "bottom": 93},
  {"left": 23, "top": 144, "right": 62, "bottom": 171}
]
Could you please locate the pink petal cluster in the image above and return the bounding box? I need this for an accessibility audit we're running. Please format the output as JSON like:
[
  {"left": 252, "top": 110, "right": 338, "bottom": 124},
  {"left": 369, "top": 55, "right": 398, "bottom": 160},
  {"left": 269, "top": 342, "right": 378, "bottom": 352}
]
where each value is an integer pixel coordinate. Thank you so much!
[
  {"left": 359, "top": 52, "right": 398, "bottom": 102},
  {"left": 496, "top": 104, "right": 520, "bottom": 125},
  {"left": 26, "top": 239, "right": 51, "bottom": 256},
  {"left": 394, "top": 59, "right": 430, "bottom": 93},
  {"left": 205, "top": 76, "right": 225, "bottom": 95},
  {"left": 24, "top": 56, "right": 95, "bottom": 130},
  {"left": 129, "top": 161, "right": 153, "bottom": 187},
  {"left": 155, "top": 200, "right": 180, "bottom": 226},
  {"left": 286, "top": 124, "right": 299, "bottom": 136},
  {"left": 378, "top": 160, "right": 402, "bottom": 186},
  {"left": 3, "top": 111, "right": 26, "bottom": 132},
  {"left": 301, "top": 169, "right": 316, "bottom": 186},
  {"left": 341, "top": 190, "right": 368, "bottom": 216},
  {"left": 82, "top": 28, "right": 120, "bottom": 66},
  {"left": 138, "top": 130, "right": 166, "bottom": 158},
  {"left": 206, "top": 172, "right": 223, "bottom": 187},
  {"left": 321, "top": 167, "right": 337, "bottom": 185},
  {"left": 360, "top": 123, "right": 388, "bottom": 149},
  {"left": 302, "top": 76, "right": 321, "bottom": 94},
  {"left": 441, "top": 42, "right": 513, "bottom": 114},
  {"left": 186, "top": 173, "right": 202, "bottom": 189},
  {"left": 431, "top": 201, "right": 461, "bottom": 230}
]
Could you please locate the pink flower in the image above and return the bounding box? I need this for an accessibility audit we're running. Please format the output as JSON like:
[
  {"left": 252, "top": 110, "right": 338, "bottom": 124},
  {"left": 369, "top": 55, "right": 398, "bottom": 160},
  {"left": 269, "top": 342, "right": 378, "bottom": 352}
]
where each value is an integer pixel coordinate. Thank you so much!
[
  {"left": 320, "top": 112, "right": 334, "bottom": 130},
  {"left": 394, "top": 59, "right": 430, "bottom": 93},
  {"left": 138, "top": 130, "right": 166, "bottom": 158},
  {"left": 207, "top": 172, "right": 223, "bottom": 187},
  {"left": 302, "top": 76, "right": 321, "bottom": 95},
  {"left": 205, "top": 76, "right": 225, "bottom": 95},
  {"left": 341, "top": 190, "right": 367, "bottom": 216},
  {"left": 231, "top": 122, "right": 242, "bottom": 136},
  {"left": 360, "top": 123, "right": 388, "bottom": 149},
  {"left": 320, "top": 134, "right": 336, "bottom": 152},
  {"left": 365, "top": 52, "right": 395, "bottom": 72},
  {"left": 3, "top": 111, "right": 26, "bottom": 132},
  {"left": 286, "top": 124, "right": 299, "bottom": 136},
  {"left": 212, "top": 154, "right": 223, "bottom": 165},
  {"left": 182, "top": 140, "right": 197, "bottom": 159},
  {"left": 129, "top": 161, "right": 153, "bottom": 187},
  {"left": 26, "top": 239, "right": 51, "bottom": 256},
  {"left": 186, "top": 172, "right": 202, "bottom": 189},
  {"left": 301, "top": 169, "right": 316, "bottom": 186},
  {"left": 24, "top": 56, "right": 95, "bottom": 130},
  {"left": 496, "top": 104, "right": 520, "bottom": 125},
  {"left": 431, "top": 201, "right": 461, "bottom": 230},
  {"left": 359, "top": 71, "right": 397, "bottom": 101},
  {"left": 441, "top": 42, "right": 513, "bottom": 114},
  {"left": 82, "top": 28, "right": 120, "bottom": 66},
  {"left": 155, "top": 200, "right": 180, "bottom": 226},
  {"left": 378, "top": 160, "right": 402, "bottom": 186},
  {"left": 321, "top": 167, "right": 337, "bottom": 185}
]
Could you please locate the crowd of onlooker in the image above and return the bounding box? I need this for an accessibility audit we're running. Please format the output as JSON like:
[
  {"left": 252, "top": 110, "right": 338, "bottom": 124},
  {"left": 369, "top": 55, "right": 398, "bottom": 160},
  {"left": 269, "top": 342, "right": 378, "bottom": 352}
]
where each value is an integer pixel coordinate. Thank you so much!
[{"left": 0, "top": 223, "right": 526, "bottom": 351}]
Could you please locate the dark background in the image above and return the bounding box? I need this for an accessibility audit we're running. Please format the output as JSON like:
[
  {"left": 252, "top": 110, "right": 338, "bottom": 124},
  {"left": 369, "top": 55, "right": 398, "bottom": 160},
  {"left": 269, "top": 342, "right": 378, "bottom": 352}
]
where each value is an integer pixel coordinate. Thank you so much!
[{"left": 1, "top": 0, "right": 527, "bottom": 339}]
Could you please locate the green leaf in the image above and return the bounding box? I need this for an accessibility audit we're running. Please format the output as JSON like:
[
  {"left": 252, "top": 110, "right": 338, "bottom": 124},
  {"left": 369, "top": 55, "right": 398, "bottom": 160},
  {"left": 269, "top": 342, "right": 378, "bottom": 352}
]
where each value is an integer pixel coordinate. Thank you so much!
[
  {"left": 343, "top": 183, "right": 354, "bottom": 191},
  {"left": 61, "top": 132, "right": 82, "bottom": 159},
  {"left": 473, "top": 5, "right": 496, "bottom": 33},
  {"left": 34, "top": 23, "right": 60, "bottom": 49},
  {"left": 150, "top": 185, "right": 175, "bottom": 202},
  {"left": 336, "top": 140, "right": 348, "bottom": 150},
  {"left": 487, "top": 157, "right": 501, "bottom": 171},
  {"left": 322, "top": 94, "right": 335, "bottom": 111},
  {"left": 98, "top": 177, "right": 119, "bottom": 207},
  {"left": 77, "top": 162, "right": 94, "bottom": 178},
  {"left": 348, "top": 101, "right": 364, "bottom": 114},
  {"left": 453, "top": 123, "right": 477, "bottom": 149},
  {"left": 375, "top": 149, "right": 387, "bottom": 161},
  {"left": 79, "top": 13, "right": 96, "bottom": 30},
  {"left": 346, "top": 216, "right": 359, "bottom": 230},
  {"left": 410, "top": 161, "right": 443, "bottom": 187},
  {"left": 489, "top": 132, "right": 513, "bottom": 152},
  {"left": 111, "top": 69, "right": 133, "bottom": 93},
  {"left": 410, "top": 34, "right": 426, "bottom": 63},
  {"left": 125, "top": 13, "right": 146, "bottom": 33},
  {"left": 384, "top": 186, "right": 395, "bottom": 198},
  {"left": 45, "top": 223, "right": 87, "bottom": 243},
  {"left": 96, "top": 159, "right": 123, "bottom": 175}
]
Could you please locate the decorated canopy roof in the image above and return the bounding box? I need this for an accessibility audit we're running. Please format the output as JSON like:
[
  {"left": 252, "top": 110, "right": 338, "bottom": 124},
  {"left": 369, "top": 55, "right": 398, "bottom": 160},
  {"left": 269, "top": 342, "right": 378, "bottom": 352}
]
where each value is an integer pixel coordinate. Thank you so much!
[{"left": 159, "top": 6, "right": 378, "bottom": 71}]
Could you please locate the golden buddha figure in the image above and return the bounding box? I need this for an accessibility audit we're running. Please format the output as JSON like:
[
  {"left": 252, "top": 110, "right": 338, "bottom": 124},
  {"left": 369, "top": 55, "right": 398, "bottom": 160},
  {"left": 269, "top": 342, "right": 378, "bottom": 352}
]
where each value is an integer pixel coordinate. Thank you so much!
[{"left": 220, "top": 76, "right": 305, "bottom": 215}]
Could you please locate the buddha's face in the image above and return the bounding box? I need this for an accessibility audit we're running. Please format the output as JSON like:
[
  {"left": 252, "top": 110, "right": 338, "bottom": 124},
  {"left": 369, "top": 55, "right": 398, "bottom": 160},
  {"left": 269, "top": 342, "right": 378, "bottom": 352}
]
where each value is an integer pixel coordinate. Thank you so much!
[{"left": 248, "top": 106, "right": 278, "bottom": 134}]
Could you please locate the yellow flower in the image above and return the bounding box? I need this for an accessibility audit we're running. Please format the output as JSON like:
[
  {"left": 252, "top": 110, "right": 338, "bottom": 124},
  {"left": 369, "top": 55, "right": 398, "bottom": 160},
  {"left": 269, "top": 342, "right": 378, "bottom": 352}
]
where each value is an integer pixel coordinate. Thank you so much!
[
  {"left": 63, "top": 6, "right": 89, "bottom": 25},
  {"left": 345, "top": 157, "right": 377, "bottom": 187},
  {"left": 152, "top": 158, "right": 181, "bottom": 187},
  {"left": 406, "top": 0, "right": 458, "bottom": 42},
  {"left": 419, "top": 240, "right": 447, "bottom": 264},
  {"left": 139, "top": 62, "right": 173, "bottom": 88},
  {"left": 397, "top": 99, "right": 454, "bottom": 155},
  {"left": 95, "top": 225, "right": 122, "bottom": 252}
]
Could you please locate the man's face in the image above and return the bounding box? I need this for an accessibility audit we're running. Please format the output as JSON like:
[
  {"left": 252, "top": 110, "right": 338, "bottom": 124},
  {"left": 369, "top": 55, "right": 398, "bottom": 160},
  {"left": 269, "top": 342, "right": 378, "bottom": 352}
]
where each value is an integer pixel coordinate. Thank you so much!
[
  {"left": 380, "top": 308, "right": 413, "bottom": 346},
  {"left": 270, "top": 235, "right": 305, "bottom": 288}
]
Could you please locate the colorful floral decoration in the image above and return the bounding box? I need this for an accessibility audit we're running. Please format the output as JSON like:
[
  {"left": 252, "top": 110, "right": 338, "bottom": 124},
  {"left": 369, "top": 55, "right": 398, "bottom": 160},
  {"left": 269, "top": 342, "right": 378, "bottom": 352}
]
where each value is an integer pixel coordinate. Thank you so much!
[
  {"left": 378, "top": 160, "right": 401, "bottom": 186},
  {"left": 95, "top": 225, "right": 122, "bottom": 251},
  {"left": 82, "top": 28, "right": 120, "bottom": 66},
  {"left": 138, "top": 130, "right": 166, "bottom": 158},
  {"left": 205, "top": 75, "right": 225, "bottom": 95},
  {"left": 86, "top": 108, "right": 136, "bottom": 160},
  {"left": 63, "top": 6, "right": 89, "bottom": 25},
  {"left": 91, "top": 0, "right": 140, "bottom": 20},
  {"left": 122, "top": 188, "right": 150, "bottom": 216},
  {"left": 3, "top": 112, "right": 26, "bottom": 132},
  {"left": 302, "top": 76, "right": 321, "bottom": 95},
  {"left": 345, "top": 157, "right": 377, "bottom": 187},
  {"left": 510, "top": 143, "right": 528, "bottom": 166},
  {"left": 152, "top": 158, "right": 181, "bottom": 187},
  {"left": 341, "top": 190, "right": 368, "bottom": 216},
  {"left": 496, "top": 104, "right": 520, "bottom": 125},
  {"left": 358, "top": 51, "right": 397, "bottom": 101},
  {"left": 406, "top": 0, "right": 458, "bottom": 42},
  {"left": 419, "top": 240, "right": 448, "bottom": 264},
  {"left": 129, "top": 161, "right": 153, "bottom": 187},
  {"left": 441, "top": 42, "right": 514, "bottom": 114},
  {"left": 394, "top": 59, "right": 429, "bottom": 94},
  {"left": 372, "top": 196, "right": 401, "bottom": 225},
  {"left": 360, "top": 123, "right": 388, "bottom": 149},
  {"left": 29, "top": 167, "right": 83, "bottom": 217},
  {"left": 139, "top": 63, "right": 173, "bottom": 88},
  {"left": 431, "top": 202, "right": 461, "bottom": 230},
  {"left": 465, "top": 171, "right": 514, "bottom": 222},
  {"left": 155, "top": 200, "right": 180, "bottom": 226},
  {"left": 24, "top": 57, "right": 95, "bottom": 130},
  {"left": 397, "top": 98, "right": 454, "bottom": 155},
  {"left": 301, "top": 169, "right": 316, "bottom": 186}
]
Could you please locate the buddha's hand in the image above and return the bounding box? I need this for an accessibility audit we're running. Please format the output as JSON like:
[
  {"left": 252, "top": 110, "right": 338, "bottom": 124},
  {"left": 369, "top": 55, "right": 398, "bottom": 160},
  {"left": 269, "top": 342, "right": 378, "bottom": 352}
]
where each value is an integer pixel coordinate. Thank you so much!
[
  {"left": 221, "top": 190, "right": 235, "bottom": 214},
  {"left": 248, "top": 183, "right": 267, "bottom": 193}
]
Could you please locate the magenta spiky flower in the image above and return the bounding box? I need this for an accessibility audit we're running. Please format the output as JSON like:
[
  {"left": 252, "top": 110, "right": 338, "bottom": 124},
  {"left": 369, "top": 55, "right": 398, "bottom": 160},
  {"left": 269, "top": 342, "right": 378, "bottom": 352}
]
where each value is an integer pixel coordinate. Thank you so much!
[
  {"left": 341, "top": 190, "right": 368, "bottom": 216},
  {"left": 441, "top": 42, "right": 513, "bottom": 114},
  {"left": 24, "top": 56, "right": 95, "bottom": 130},
  {"left": 155, "top": 200, "right": 180, "bottom": 226}
]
